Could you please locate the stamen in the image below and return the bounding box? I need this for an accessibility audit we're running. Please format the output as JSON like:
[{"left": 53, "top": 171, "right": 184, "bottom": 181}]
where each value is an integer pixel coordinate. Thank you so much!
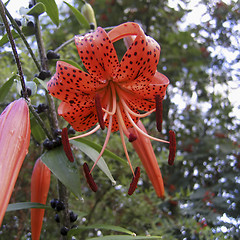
[
  {"left": 168, "top": 130, "right": 176, "bottom": 166},
  {"left": 117, "top": 113, "right": 135, "bottom": 176},
  {"left": 155, "top": 95, "right": 163, "bottom": 132},
  {"left": 116, "top": 86, "right": 156, "bottom": 118},
  {"left": 102, "top": 81, "right": 117, "bottom": 116},
  {"left": 69, "top": 125, "right": 100, "bottom": 140},
  {"left": 61, "top": 128, "right": 74, "bottom": 162},
  {"left": 128, "top": 133, "right": 137, "bottom": 142},
  {"left": 124, "top": 109, "right": 169, "bottom": 144},
  {"left": 90, "top": 115, "right": 113, "bottom": 173},
  {"left": 83, "top": 162, "right": 98, "bottom": 192},
  {"left": 95, "top": 93, "right": 105, "bottom": 130},
  {"left": 128, "top": 167, "right": 141, "bottom": 195},
  {"left": 120, "top": 96, "right": 156, "bottom": 118}
]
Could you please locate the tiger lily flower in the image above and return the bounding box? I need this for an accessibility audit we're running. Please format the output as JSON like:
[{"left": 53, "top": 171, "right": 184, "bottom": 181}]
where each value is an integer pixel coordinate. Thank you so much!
[
  {"left": 0, "top": 98, "right": 31, "bottom": 226},
  {"left": 31, "top": 158, "right": 51, "bottom": 240},
  {"left": 47, "top": 22, "right": 174, "bottom": 196}
]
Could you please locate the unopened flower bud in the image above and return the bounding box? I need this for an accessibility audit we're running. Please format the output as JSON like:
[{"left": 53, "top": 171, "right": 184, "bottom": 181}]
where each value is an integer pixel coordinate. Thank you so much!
[{"left": 81, "top": 3, "right": 97, "bottom": 30}]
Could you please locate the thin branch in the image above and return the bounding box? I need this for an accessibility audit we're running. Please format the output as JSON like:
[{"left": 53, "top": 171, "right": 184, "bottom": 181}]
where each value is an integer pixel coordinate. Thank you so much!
[
  {"left": 3, "top": 4, "right": 41, "bottom": 71},
  {"left": 0, "top": 0, "right": 27, "bottom": 97}
]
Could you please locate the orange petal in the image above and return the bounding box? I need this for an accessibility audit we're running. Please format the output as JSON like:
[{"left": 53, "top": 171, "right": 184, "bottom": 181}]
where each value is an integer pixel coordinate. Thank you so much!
[
  {"left": 75, "top": 27, "right": 119, "bottom": 80},
  {"left": 31, "top": 158, "right": 51, "bottom": 240},
  {"left": 0, "top": 98, "right": 31, "bottom": 226},
  {"left": 129, "top": 121, "right": 164, "bottom": 197},
  {"left": 58, "top": 102, "right": 98, "bottom": 132}
]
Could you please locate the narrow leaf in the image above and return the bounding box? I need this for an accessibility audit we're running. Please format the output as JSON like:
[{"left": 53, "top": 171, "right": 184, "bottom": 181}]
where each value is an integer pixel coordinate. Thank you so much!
[
  {"left": 69, "top": 224, "right": 134, "bottom": 237},
  {"left": 6, "top": 202, "right": 50, "bottom": 212},
  {"left": 60, "top": 59, "right": 83, "bottom": 70},
  {"left": 0, "top": 27, "right": 35, "bottom": 47},
  {"left": 0, "top": 75, "right": 15, "bottom": 102},
  {"left": 34, "top": 77, "right": 48, "bottom": 90},
  {"left": 64, "top": 1, "right": 89, "bottom": 29},
  {"left": 72, "top": 138, "right": 127, "bottom": 165},
  {"left": 41, "top": 146, "right": 82, "bottom": 199},
  {"left": 37, "top": 0, "right": 59, "bottom": 26},
  {"left": 87, "top": 235, "right": 162, "bottom": 240},
  {"left": 27, "top": 2, "right": 46, "bottom": 16},
  {"left": 71, "top": 140, "right": 116, "bottom": 185},
  {"left": 30, "top": 115, "right": 46, "bottom": 142}
]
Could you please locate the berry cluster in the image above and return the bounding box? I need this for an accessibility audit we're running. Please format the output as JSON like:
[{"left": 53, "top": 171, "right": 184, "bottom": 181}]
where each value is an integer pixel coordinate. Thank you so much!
[{"left": 50, "top": 199, "right": 78, "bottom": 236}]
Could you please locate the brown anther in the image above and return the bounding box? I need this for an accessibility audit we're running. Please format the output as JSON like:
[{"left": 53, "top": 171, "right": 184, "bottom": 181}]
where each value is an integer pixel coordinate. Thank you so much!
[
  {"left": 83, "top": 162, "right": 98, "bottom": 192},
  {"left": 168, "top": 130, "right": 176, "bottom": 166},
  {"left": 128, "top": 167, "right": 140, "bottom": 195},
  {"left": 155, "top": 95, "right": 163, "bottom": 132},
  {"left": 128, "top": 133, "right": 137, "bottom": 142},
  {"left": 61, "top": 128, "right": 74, "bottom": 162},
  {"left": 95, "top": 94, "right": 105, "bottom": 130}
]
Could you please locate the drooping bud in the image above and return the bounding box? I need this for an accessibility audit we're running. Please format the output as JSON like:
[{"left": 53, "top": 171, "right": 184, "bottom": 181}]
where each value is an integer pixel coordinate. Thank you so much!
[
  {"left": 155, "top": 95, "right": 163, "bottom": 132},
  {"left": 31, "top": 158, "right": 51, "bottom": 240},
  {"left": 0, "top": 98, "right": 31, "bottom": 226},
  {"left": 95, "top": 94, "right": 105, "bottom": 130},
  {"left": 81, "top": 3, "right": 97, "bottom": 30},
  {"left": 168, "top": 130, "right": 176, "bottom": 166},
  {"left": 61, "top": 127, "right": 74, "bottom": 162},
  {"left": 128, "top": 167, "right": 140, "bottom": 195},
  {"left": 83, "top": 162, "right": 98, "bottom": 192}
]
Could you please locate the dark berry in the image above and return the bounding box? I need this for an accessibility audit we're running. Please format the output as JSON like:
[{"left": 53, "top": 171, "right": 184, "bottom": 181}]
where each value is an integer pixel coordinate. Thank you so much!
[
  {"left": 15, "top": 19, "right": 21, "bottom": 26},
  {"left": 21, "top": 88, "right": 31, "bottom": 98},
  {"left": 37, "top": 103, "right": 48, "bottom": 113},
  {"left": 89, "top": 23, "right": 95, "bottom": 30},
  {"left": 54, "top": 213, "right": 60, "bottom": 223},
  {"left": 52, "top": 137, "right": 62, "bottom": 147},
  {"left": 43, "top": 139, "right": 54, "bottom": 150},
  {"left": 69, "top": 211, "right": 78, "bottom": 223},
  {"left": 68, "top": 128, "right": 76, "bottom": 135},
  {"left": 37, "top": 70, "right": 51, "bottom": 80},
  {"left": 50, "top": 198, "right": 58, "bottom": 209},
  {"left": 53, "top": 129, "right": 62, "bottom": 137},
  {"left": 60, "top": 226, "right": 69, "bottom": 236},
  {"left": 27, "top": 21, "right": 34, "bottom": 28},
  {"left": 29, "top": 3, "right": 34, "bottom": 8},
  {"left": 55, "top": 200, "right": 65, "bottom": 212},
  {"left": 47, "top": 50, "right": 60, "bottom": 60}
]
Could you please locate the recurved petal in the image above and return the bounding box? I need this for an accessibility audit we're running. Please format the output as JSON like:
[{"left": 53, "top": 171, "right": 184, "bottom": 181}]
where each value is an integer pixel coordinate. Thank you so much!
[
  {"left": 75, "top": 27, "right": 119, "bottom": 80},
  {"left": 47, "top": 61, "right": 107, "bottom": 99},
  {"left": 114, "top": 35, "right": 160, "bottom": 84},
  {"left": 58, "top": 102, "right": 98, "bottom": 132},
  {"left": 0, "top": 98, "right": 31, "bottom": 226},
  {"left": 121, "top": 71, "right": 169, "bottom": 100}
]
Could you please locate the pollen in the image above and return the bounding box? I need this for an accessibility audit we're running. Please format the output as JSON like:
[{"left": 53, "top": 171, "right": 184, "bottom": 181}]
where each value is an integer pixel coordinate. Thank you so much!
[
  {"left": 83, "top": 163, "right": 98, "bottom": 192},
  {"left": 168, "top": 130, "right": 176, "bottom": 166}
]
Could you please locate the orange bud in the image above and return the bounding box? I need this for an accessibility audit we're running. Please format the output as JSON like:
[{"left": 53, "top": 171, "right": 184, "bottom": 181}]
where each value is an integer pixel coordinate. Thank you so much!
[
  {"left": 129, "top": 121, "right": 165, "bottom": 198},
  {"left": 31, "top": 158, "right": 51, "bottom": 240},
  {"left": 0, "top": 98, "right": 31, "bottom": 226}
]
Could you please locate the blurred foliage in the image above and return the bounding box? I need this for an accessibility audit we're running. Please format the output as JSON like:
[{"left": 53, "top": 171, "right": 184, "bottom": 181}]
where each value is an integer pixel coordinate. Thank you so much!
[{"left": 0, "top": 0, "right": 239, "bottom": 239}]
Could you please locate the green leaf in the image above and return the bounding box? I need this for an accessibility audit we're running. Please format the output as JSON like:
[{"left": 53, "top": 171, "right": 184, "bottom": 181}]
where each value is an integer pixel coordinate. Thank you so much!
[
  {"left": 0, "top": 26, "right": 35, "bottom": 47},
  {"left": 69, "top": 224, "right": 135, "bottom": 236},
  {"left": 71, "top": 140, "right": 116, "bottom": 185},
  {"left": 0, "top": 75, "right": 15, "bottom": 101},
  {"left": 34, "top": 77, "right": 48, "bottom": 90},
  {"left": 87, "top": 235, "right": 162, "bottom": 240},
  {"left": 64, "top": 1, "right": 89, "bottom": 29},
  {"left": 27, "top": 2, "right": 46, "bottom": 16},
  {"left": 37, "top": 0, "right": 59, "bottom": 26},
  {"left": 60, "top": 59, "right": 83, "bottom": 71},
  {"left": 41, "top": 146, "right": 82, "bottom": 199},
  {"left": 6, "top": 202, "right": 50, "bottom": 212},
  {"left": 72, "top": 138, "right": 127, "bottom": 165},
  {"left": 30, "top": 114, "right": 46, "bottom": 142}
]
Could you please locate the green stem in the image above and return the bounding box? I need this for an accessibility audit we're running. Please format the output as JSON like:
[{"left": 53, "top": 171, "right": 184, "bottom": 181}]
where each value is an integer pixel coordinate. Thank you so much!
[
  {"left": 0, "top": 0, "right": 27, "bottom": 97},
  {"left": 3, "top": 5, "right": 41, "bottom": 72},
  {"left": 33, "top": 8, "right": 70, "bottom": 238}
]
